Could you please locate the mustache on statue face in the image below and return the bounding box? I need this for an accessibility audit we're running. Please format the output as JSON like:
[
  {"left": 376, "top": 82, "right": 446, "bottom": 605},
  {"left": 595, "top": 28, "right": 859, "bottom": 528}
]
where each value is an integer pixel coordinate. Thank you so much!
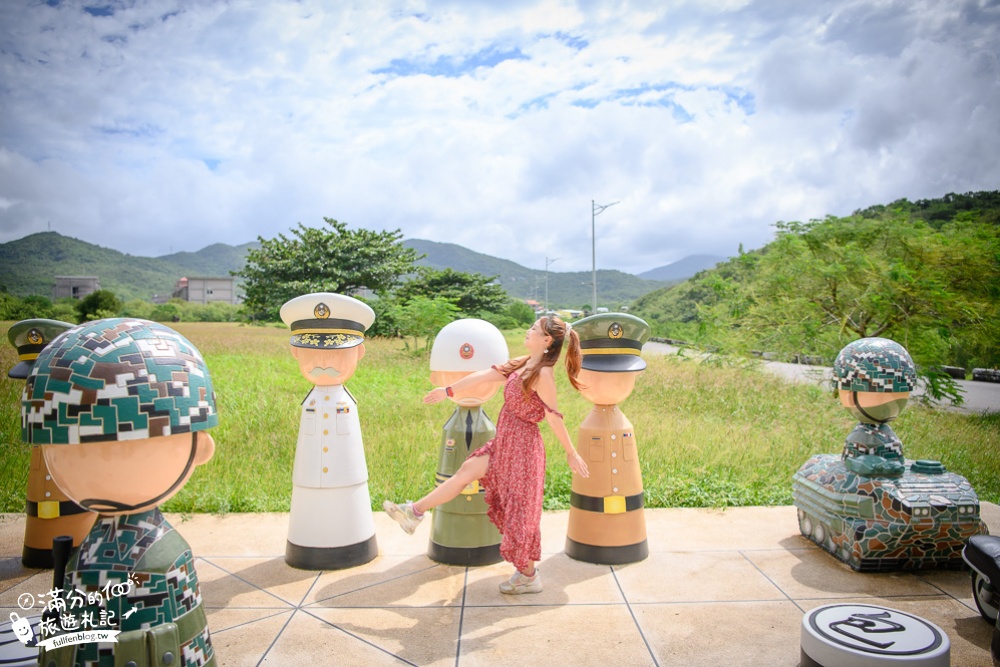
[{"left": 308, "top": 367, "right": 341, "bottom": 379}]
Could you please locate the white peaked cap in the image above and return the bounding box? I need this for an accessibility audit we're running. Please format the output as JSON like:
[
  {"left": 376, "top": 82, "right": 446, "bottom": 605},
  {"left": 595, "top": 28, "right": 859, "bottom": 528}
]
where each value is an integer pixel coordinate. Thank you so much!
[
  {"left": 430, "top": 319, "right": 508, "bottom": 372},
  {"left": 279, "top": 292, "right": 375, "bottom": 349}
]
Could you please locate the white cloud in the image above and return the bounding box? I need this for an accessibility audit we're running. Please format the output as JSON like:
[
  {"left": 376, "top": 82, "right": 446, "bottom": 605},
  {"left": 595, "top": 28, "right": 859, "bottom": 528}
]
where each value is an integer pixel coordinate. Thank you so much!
[{"left": 0, "top": 0, "right": 997, "bottom": 276}]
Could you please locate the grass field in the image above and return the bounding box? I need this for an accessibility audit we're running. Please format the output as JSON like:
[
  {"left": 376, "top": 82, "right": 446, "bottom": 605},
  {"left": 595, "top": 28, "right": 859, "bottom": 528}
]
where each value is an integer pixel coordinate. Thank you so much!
[{"left": 2, "top": 321, "right": 998, "bottom": 514}]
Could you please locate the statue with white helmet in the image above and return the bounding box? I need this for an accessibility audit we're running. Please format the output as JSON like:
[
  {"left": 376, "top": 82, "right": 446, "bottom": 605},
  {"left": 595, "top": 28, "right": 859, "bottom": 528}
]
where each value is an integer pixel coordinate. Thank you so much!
[{"left": 426, "top": 319, "right": 509, "bottom": 565}]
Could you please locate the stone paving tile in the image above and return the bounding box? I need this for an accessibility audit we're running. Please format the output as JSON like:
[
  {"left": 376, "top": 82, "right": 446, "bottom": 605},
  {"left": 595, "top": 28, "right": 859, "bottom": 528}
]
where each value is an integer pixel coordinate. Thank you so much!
[
  {"left": 742, "top": 546, "right": 946, "bottom": 600},
  {"left": 260, "top": 606, "right": 457, "bottom": 666},
  {"left": 197, "top": 558, "right": 302, "bottom": 610},
  {"left": 165, "top": 512, "right": 288, "bottom": 558},
  {"left": 633, "top": 599, "right": 804, "bottom": 667},
  {"left": 199, "top": 556, "right": 318, "bottom": 607},
  {"left": 305, "top": 606, "right": 462, "bottom": 666},
  {"left": 463, "top": 553, "right": 621, "bottom": 607},
  {"left": 0, "top": 557, "right": 47, "bottom": 600},
  {"left": 206, "top": 608, "right": 293, "bottom": 667},
  {"left": 614, "top": 551, "right": 787, "bottom": 603},
  {"left": 645, "top": 506, "right": 812, "bottom": 552},
  {"left": 306, "top": 556, "right": 465, "bottom": 608},
  {"left": 459, "top": 603, "right": 654, "bottom": 667},
  {"left": 0, "top": 564, "right": 53, "bottom": 609},
  {"left": 4, "top": 506, "right": 1000, "bottom": 666}
]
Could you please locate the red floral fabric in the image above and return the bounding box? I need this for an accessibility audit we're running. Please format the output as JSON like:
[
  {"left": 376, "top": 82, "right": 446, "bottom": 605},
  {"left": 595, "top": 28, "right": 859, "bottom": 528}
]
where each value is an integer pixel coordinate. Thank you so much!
[{"left": 469, "top": 362, "right": 560, "bottom": 571}]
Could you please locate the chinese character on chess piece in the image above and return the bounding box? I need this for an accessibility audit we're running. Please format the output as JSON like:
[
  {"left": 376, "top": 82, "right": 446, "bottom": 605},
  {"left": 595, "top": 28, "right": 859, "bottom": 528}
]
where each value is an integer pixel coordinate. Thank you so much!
[
  {"left": 565, "top": 313, "right": 651, "bottom": 565},
  {"left": 425, "top": 318, "right": 509, "bottom": 565},
  {"left": 794, "top": 337, "right": 985, "bottom": 571},
  {"left": 23, "top": 318, "right": 219, "bottom": 666},
  {"left": 281, "top": 293, "right": 378, "bottom": 569},
  {"left": 7, "top": 319, "right": 96, "bottom": 569}
]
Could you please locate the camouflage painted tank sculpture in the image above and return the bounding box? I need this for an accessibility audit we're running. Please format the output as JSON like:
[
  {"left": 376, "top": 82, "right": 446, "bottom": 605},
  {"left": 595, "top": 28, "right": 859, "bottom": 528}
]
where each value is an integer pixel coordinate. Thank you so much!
[{"left": 793, "top": 337, "right": 986, "bottom": 572}]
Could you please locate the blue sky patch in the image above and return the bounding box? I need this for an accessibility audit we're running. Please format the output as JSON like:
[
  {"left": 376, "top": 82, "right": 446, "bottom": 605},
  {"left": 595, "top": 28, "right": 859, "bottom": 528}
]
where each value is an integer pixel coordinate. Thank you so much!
[
  {"left": 84, "top": 5, "right": 114, "bottom": 17},
  {"left": 374, "top": 45, "right": 529, "bottom": 78},
  {"left": 552, "top": 32, "right": 588, "bottom": 50}
]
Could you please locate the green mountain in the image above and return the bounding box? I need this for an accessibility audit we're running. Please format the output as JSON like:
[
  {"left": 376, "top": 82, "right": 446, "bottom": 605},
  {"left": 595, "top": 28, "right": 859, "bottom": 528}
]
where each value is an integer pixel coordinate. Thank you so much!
[
  {"left": 638, "top": 254, "right": 726, "bottom": 282},
  {"left": 405, "top": 238, "right": 671, "bottom": 309},
  {"left": 0, "top": 232, "right": 257, "bottom": 301},
  {"left": 1, "top": 233, "right": 680, "bottom": 309}
]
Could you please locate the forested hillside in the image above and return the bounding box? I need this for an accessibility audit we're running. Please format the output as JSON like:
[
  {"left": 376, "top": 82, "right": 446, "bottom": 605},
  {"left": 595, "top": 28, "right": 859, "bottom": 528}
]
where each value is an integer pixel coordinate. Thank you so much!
[
  {"left": 632, "top": 191, "right": 1000, "bottom": 375},
  {"left": 0, "top": 232, "right": 256, "bottom": 300}
]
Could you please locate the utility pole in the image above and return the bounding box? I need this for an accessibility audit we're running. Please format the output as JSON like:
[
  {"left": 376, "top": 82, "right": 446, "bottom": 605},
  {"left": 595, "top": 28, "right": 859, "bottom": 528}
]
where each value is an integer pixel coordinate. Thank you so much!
[
  {"left": 591, "top": 199, "right": 618, "bottom": 313},
  {"left": 545, "top": 256, "right": 558, "bottom": 313}
]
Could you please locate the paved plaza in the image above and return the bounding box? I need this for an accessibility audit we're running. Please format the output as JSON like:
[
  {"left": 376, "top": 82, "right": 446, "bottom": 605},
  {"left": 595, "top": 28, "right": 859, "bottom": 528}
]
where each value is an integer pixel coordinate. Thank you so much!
[{"left": 2, "top": 504, "right": 998, "bottom": 666}]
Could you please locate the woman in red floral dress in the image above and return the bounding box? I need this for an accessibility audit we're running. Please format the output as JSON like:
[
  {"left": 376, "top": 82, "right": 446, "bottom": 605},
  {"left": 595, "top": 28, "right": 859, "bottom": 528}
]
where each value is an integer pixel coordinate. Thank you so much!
[{"left": 385, "top": 316, "right": 589, "bottom": 594}]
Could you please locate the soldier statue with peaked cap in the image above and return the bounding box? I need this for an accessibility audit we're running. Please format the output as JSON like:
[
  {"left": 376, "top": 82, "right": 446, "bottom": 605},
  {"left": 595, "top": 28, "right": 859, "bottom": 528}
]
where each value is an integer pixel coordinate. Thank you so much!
[
  {"left": 23, "top": 318, "right": 219, "bottom": 667},
  {"left": 565, "top": 312, "right": 652, "bottom": 565},
  {"left": 281, "top": 292, "right": 378, "bottom": 569},
  {"left": 7, "top": 318, "right": 96, "bottom": 569}
]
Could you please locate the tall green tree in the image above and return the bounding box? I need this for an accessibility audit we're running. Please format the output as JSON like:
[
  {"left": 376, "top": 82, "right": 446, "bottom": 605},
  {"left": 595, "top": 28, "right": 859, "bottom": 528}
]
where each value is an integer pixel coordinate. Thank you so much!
[
  {"left": 234, "top": 218, "right": 420, "bottom": 321},
  {"left": 395, "top": 267, "right": 509, "bottom": 317}
]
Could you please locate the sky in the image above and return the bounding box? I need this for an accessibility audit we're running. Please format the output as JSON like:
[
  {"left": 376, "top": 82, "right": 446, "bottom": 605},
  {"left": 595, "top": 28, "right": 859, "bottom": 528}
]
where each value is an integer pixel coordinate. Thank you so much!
[{"left": 1, "top": 1, "right": 998, "bottom": 275}]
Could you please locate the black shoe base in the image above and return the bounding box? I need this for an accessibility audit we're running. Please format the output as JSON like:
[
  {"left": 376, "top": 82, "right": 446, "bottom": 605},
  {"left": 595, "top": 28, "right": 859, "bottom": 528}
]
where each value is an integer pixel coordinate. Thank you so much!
[
  {"left": 564, "top": 537, "right": 648, "bottom": 565},
  {"left": 22, "top": 544, "right": 54, "bottom": 569},
  {"left": 427, "top": 541, "right": 502, "bottom": 566},
  {"left": 285, "top": 535, "right": 378, "bottom": 570}
]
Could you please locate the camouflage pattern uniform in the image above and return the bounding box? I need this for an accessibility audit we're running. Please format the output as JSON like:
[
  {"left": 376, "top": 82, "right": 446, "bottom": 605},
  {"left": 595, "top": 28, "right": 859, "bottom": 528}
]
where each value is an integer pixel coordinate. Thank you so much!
[{"left": 23, "top": 319, "right": 218, "bottom": 666}]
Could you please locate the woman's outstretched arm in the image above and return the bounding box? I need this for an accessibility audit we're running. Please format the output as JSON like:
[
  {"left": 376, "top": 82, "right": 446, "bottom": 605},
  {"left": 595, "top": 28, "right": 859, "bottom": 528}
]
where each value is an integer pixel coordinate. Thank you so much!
[{"left": 423, "top": 366, "right": 506, "bottom": 404}]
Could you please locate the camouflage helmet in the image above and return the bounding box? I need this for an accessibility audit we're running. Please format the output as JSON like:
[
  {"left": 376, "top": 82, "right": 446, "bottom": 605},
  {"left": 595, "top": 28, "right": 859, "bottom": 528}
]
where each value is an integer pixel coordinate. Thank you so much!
[
  {"left": 22, "top": 318, "right": 218, "bottom": 445},
  {"left": 833, "top": 337, "right": 917, "bottom": 393}
]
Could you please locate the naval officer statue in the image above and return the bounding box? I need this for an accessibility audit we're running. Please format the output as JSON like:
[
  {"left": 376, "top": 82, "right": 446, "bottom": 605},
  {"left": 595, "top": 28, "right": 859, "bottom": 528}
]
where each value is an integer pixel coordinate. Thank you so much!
[{"left": 281, "top": 293, "right": 378, "bottom": 570}]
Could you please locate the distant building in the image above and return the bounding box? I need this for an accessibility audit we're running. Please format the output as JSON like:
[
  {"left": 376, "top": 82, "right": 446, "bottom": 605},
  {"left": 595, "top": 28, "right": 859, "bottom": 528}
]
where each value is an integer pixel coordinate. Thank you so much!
[
  {"left": 54, "top": 276, "right": 100, "bottom": 300},
  {"left": 172, "top": 276, "right": 238, "bottom": 305}
]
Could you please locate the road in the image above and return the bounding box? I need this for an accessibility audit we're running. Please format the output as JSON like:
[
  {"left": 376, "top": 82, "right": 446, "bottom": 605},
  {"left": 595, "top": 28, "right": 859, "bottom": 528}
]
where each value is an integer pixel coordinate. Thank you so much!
[{"left": 642, "top": 341, "right": 1000, "bottom": 415}]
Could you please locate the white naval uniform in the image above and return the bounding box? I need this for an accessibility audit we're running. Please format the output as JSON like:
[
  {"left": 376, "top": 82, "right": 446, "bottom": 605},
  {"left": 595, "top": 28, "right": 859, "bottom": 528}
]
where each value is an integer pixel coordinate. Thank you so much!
[{"left": 287, "top": 384, "right": 375, "bottom": 549}]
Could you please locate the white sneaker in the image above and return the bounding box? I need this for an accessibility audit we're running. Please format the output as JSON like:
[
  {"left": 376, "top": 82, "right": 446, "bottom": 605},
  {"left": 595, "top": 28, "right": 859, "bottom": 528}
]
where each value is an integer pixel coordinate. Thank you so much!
[
  {"left": 499, "top": 569, "right": 542, "bottom": 595},
  {"left": 383, "top": 500, "right": 423, "bottom": 535}
]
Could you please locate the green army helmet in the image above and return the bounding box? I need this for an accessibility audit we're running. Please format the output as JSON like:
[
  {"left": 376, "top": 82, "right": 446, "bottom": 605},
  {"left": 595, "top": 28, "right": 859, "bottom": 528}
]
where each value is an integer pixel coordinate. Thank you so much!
[
  {"left": 22, "top": 318, "right": 218, "bottom": 445},
  {"left": 833, "top": 337, "right": 917, "bottom": 394},
  {"left": 572, "top": 312, "right": 651, "bottom": 372},
  {"left": 7, "top": 318, "right": 75, "bottom": 379}
]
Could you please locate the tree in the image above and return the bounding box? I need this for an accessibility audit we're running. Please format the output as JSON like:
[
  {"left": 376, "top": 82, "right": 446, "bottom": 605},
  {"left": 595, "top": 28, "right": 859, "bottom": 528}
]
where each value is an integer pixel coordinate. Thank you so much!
[
  {"left": 76, "top": 290, "right": 122, "bottom": 322},
  {"left": 393, "top": 296, "right": 460, "bottom": 351},
  {"left": 395, "top": 267, "right": 509, "bottom": 317},
  {"left": 234, "top": 218, "right": 420, "bottom": 321},
  {"left": 699, "top": 211, "right": 1000, "bottom": 402}
]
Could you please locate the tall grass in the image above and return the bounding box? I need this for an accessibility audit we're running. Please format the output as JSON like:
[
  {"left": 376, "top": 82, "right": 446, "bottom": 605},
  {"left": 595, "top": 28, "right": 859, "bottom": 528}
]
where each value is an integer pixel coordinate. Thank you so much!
[{"left": 1, "top": 321, "right": 997, "bottom": 514}]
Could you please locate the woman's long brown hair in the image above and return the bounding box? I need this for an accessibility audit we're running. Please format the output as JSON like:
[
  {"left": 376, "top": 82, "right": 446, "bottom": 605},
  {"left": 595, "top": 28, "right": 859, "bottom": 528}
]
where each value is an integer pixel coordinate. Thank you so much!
[{"left": 506, "top": 316, "right": 583, "bottom": 398}]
